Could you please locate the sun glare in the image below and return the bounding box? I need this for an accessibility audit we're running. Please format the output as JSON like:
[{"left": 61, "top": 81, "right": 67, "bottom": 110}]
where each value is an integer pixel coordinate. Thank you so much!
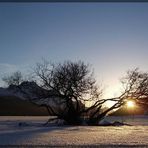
[{"left": 126, "top": 100, "right": 135, "bottom": 108}]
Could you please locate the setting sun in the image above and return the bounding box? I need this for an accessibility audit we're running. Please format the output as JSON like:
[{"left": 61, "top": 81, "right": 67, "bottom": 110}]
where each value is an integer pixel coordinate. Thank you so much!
[{"left": 126, "top": 100, "right": 135, "bottom": 108}]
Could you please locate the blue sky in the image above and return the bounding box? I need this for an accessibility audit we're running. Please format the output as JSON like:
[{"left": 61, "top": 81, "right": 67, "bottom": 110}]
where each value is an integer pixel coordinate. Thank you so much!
[{"left": 0, "top": 3, "right": 148, "bottom": 98}]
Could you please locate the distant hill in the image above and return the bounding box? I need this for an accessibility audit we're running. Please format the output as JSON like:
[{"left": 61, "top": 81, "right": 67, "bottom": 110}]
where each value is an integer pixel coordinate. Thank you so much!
[
  {"left": 0, "top": 81, "right": 70, "bottom": 116},
  {"left": 0, "top": 96, "right": 49, "bottom": 116},
  {"left": 0, "top": 82, "right": 65, "bottom": 116},
  {"left": 0, "top": 81, "right": 51, "bottom": 100}
]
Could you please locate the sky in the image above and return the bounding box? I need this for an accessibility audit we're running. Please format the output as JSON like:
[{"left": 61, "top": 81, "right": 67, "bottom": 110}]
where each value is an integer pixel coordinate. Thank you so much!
[{"left": 0, "top": 3, "right": 148, "bottom": 98}]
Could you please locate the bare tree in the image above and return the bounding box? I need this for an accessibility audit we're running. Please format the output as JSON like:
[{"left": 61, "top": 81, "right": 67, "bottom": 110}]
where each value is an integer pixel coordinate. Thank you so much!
[
  {"left": 120, "top": 68, "right": 148, "bottom": 106},
  {"left": 32, "top": 60, "right": 124, "bottom": 125},
  {"left": 32, "top": 65, "right": 148, "bottom": 125},
  {"left": 2, "top": 71, "right": 23, "bottom": 86}
]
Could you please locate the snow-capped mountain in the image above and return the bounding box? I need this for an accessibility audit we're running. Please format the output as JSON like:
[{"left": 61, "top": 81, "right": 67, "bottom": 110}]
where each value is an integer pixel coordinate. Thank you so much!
[
  {"left": 0, "top": 81, "right": 68, "bottom": 116},
  {"left": 0, "top": 82, "right": 52, "bottom": 116},
  {"left": 0, "top": 81, "right": 49, "bottom": 100},
  {"left": 0, "top": 81, "right": 62, "bottom": 108}
]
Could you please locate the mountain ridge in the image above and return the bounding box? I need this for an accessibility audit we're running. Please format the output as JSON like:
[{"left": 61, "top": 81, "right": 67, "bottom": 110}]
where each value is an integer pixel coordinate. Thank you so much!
[{"left": 0, "top": 82, "right": 50, "bottom": 116}]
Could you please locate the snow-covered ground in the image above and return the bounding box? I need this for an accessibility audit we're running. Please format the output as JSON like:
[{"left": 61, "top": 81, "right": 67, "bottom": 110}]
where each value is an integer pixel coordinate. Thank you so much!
[{"left": 0, "top": 116, "right": 148, "bottom": 147}]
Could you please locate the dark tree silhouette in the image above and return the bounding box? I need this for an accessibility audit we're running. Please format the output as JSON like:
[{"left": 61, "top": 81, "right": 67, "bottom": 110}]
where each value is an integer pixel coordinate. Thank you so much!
[
  {"left": 121, "top": 68, "right": 148, "bottom": 107},
  {"left": 2, "top": 71, "right": 23, "bottom": 86},
  {"left": 31, "top": 60, "right": 124, "bottom": 125}
]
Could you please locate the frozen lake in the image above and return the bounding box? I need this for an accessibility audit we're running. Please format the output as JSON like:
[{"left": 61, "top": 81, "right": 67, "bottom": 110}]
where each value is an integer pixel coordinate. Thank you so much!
[{"left": 0, "top": 116, "right": 148, "bottom": 147}]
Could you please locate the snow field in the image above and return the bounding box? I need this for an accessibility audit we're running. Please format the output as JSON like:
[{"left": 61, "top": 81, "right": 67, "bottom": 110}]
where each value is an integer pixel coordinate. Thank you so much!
[{"left": 0, "top": 116, "right": 148, "bottom": 147}]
